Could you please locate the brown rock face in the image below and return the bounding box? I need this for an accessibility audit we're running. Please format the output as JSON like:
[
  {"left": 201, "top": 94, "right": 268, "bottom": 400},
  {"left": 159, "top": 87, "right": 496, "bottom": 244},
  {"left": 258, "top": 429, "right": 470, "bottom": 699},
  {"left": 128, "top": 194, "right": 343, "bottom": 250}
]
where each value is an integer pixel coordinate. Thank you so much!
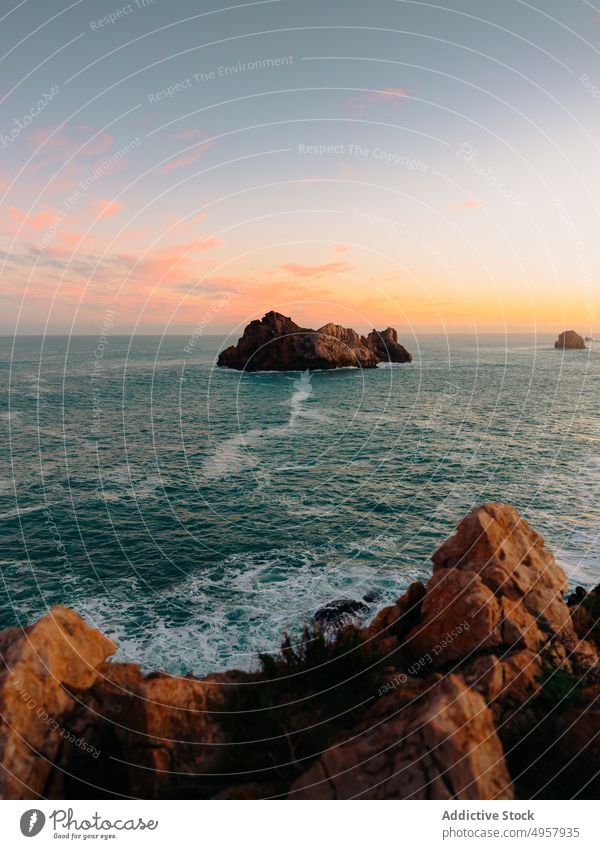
[
  {"left": 0, "top": 607, "right": 115, "bottom": 799},
  {"left": 217, "top": 311, "right": 411, "bottom": 371},
  {"left": 554, "top": 330, "right": 586, "bottom": 349},
  {"left": 290, "top": 675, "right": 514, "bottom": 799},
  {"left": 363, "top": 327, "right": 412, "bottom": 363},
  {"left": 45, "top": 662, "right": 240, "bottom": 799},
  {"left": 405, "top": 503, "right": 576, "bottom": 664}
]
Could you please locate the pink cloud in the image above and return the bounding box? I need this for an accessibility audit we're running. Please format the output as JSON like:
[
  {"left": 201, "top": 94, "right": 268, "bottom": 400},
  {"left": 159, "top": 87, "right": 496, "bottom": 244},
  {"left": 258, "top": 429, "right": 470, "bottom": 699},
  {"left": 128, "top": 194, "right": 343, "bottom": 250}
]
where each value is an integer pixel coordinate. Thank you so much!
[
  {"left": 27, "top": 125, "right": 115, "bottom": 166},
  {"left": 347, "top": 87, "right": 408, "bottom": 116},
  {"left": 380, "top": 87, "right": 408, "bottom": 99},
  {"left": 455, "top": 198, "right": 483, "bottom": 209},
  {"left": 160, "top": 141, "right": 214, "bottom": 174},
  {"left": 91, "top": 154, "right": 129, "bottom": 177},
  {"left": 334, "top": 244, "right": 349, "bottom": 253},
  {"left": 279, "top": 261, "right": 353, "bottom": 278},
  {"left": 75, "top": 127, "right": 114, "bottom": 157},
  {"left": 156, "top": 239, "right": 219, "bottom": 258},
  {"left": 44, "top": 244, "right": 73, "bottom": 257},
  {"left": 59, "top": 230, "right": 101, "bottom": 247},
  {"left": 116, "top": 237, "right": 220, "bottom": 283},
  {"left": 93, "top": 199, "right": 122, "bottom": 220},
  {"left": 28, "top": 124, "right": 67, "bottom": 150},
  {"left": 160, "top": 153, "right": 201, "bottom": 174},
  {"left": 172, "top": 129, "right": 204, "bottom": 141},
  {"left": 5, "top": 206, "right": 60, "bottom": 232}
]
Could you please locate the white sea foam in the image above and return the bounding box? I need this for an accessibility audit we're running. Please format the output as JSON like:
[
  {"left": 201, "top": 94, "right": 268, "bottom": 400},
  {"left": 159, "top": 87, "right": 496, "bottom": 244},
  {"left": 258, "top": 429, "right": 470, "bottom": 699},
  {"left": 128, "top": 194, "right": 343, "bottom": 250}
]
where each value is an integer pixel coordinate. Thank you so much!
[
  {"left": 289, "top": 370, "right": 313, "bottom": 425},
  {"left": 66, "top": 541, "right": 408, "bottom": 675},
  {"left": 199, "top": 372, "right": 318, "bottom": 482},
  {"left": 198, "top": 429, "right": 261, "bottom": 481},
  {"left": 0, "top": 477, "right": 15, "bottom": 495}
]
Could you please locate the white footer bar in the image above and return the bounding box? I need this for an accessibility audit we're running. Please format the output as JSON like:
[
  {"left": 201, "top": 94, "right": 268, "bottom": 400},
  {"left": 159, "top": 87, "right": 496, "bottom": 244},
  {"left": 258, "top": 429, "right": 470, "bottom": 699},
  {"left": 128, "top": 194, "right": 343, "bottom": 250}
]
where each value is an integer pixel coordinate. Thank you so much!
[{"left": 0, "top": 799, "right": 596, "bottom": 847}]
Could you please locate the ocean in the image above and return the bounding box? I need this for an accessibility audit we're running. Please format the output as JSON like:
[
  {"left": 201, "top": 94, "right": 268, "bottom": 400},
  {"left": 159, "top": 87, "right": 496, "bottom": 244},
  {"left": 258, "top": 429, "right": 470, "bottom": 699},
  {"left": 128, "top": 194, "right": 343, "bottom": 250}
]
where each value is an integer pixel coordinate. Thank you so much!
[{"left": 0, "top": 333, "right": 598, "bottom": 676}]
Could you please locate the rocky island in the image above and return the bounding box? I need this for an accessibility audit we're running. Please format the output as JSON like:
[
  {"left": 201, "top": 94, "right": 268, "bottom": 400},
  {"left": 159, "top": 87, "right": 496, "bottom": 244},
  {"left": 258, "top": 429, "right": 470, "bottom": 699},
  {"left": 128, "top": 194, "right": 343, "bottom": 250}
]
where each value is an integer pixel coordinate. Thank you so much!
[
  {"left": 554, "top": 330, "right": 586, "bottom": 349},
  {"left": 217, "top": 311, "right": 412, "bottom": 371},
  {"left": 0, "top": 503, "right": 598, "bottom": 800}
]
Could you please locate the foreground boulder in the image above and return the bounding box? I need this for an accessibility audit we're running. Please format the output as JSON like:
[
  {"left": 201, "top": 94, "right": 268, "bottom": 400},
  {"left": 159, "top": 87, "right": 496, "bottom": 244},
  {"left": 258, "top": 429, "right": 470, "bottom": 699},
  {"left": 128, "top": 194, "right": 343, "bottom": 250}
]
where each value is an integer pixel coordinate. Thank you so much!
[
  {"left": 0, "top": 607, "right": 115, "bottom": 799},
  {"left": 0, "top": 504, "right": 598, "bottom": 799},
  {"left": 554, "top": 330, "right": 586, "bottom": 349},
  {"left": 217, "top": 311, "right": 411, "bottom": 371},
  {"left": 402, "top": 505, "right": 598, "bottom": 725},
  {"left": 404, "top": 503, "right": 578, "bottom": 663}
]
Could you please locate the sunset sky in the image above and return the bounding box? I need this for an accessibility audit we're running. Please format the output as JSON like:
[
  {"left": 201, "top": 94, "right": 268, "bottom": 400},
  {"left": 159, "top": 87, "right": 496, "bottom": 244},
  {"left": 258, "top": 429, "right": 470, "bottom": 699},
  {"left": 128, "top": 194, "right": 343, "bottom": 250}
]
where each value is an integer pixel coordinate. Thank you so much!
[{"left": 1, "top": 0, "right": 599, "bottom": 335}]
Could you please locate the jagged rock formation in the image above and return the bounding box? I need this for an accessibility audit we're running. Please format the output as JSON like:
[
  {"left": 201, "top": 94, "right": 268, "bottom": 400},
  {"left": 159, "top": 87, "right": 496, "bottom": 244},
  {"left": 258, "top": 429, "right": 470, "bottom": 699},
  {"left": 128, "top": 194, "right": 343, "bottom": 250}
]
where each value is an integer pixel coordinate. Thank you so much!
[
  {"left": 0, "top": 504, "right": 598, "bottom": 800},
  {"left": 554, "top": 330, "right": 586, "bottom": 349},
  {"left": 217, "top": 311, "right": 411, "bottom": 371},
  {"left": 362, "top": 327, "right": 412, "bottom": 363}
]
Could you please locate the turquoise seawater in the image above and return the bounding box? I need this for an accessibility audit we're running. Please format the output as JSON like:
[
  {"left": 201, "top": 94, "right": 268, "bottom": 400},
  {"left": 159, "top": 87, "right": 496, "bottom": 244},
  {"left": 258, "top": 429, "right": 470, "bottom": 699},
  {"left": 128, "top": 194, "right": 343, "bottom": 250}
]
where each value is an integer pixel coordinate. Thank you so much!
[{"left": 0, "top": 333, "right": 598, "bottom": 675}]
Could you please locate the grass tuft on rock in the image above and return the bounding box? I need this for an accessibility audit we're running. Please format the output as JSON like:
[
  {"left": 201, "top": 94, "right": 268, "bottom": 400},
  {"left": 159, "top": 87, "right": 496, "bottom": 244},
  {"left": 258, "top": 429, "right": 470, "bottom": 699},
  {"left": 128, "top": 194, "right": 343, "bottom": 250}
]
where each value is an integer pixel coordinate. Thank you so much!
[
  {"left": 539, "top": 666, "right": 583, "bottom": 710},
  {"left": 218, "top": 624, "right": 388, "bottom": 790}
]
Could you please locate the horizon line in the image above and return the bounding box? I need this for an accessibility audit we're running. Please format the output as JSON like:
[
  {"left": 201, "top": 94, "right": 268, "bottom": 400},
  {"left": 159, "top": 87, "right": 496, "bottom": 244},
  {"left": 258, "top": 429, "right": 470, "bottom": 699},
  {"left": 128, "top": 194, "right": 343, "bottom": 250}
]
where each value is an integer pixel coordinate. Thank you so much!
[{"left": 1, "top": 329, "right": 593, "bottom": 338}]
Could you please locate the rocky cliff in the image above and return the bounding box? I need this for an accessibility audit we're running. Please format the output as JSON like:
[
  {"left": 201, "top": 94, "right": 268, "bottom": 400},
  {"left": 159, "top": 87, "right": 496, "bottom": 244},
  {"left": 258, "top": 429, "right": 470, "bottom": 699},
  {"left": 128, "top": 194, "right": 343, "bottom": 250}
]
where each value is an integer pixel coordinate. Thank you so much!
[
  {"left": 217, "top": 311, "right": 412, "bottom": 371},
  {"left": 0, "top": 504, "right": 598, "bottom": 800}
]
